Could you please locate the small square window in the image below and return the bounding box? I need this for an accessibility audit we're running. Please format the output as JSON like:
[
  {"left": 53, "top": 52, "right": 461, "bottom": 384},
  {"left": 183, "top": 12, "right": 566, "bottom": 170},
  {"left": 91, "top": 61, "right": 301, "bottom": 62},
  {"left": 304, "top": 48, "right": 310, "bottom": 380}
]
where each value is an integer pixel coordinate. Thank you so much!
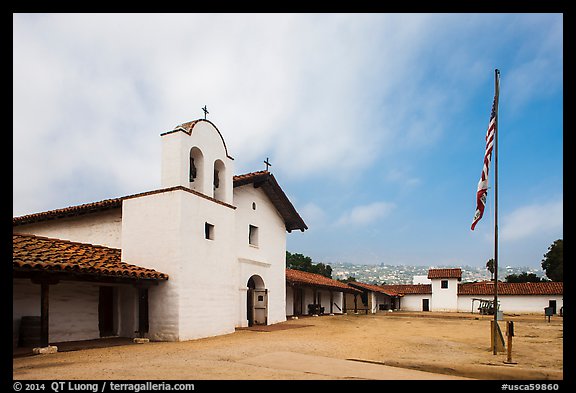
[
  {"left": 205, "top": 222, "right": 214, "bottom": 240},
  {"left": 249, "top": 225, "right": 259, "bottom": 246},
  {"left": 441, "top": 280, "right": 448, "bottom": 289}
]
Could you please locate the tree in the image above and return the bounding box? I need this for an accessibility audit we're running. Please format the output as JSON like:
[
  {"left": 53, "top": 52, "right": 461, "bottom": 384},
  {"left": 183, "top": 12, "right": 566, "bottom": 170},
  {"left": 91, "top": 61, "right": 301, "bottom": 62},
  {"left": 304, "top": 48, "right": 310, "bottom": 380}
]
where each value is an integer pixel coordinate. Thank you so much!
[
  {"left": 486, "top": 259, "right": 495, "bottom": 280},
  {"left": 505, "top": 272, "right": 546, "bottom": 283},
  {"left": 286, "top": 251, "right": 313, "bottom": 271},
  {"left": 541, "top": 239, "right": 563, "bottom": 282},
  {"left": 286, "top": 251, "right": 333, "bottom": 278},
  {"left": 311, "top": 262, "right": 332, "bottom": 278}
]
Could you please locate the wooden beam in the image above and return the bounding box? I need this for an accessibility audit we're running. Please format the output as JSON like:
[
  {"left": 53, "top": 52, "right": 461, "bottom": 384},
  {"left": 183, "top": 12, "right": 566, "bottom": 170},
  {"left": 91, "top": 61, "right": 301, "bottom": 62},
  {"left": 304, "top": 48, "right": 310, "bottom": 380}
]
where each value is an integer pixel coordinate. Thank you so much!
[
  {"left": 16, "top": 270, "right": 161, "bottom": 286},
  {"left": 137, "top": 287, "right": 149, "bottom": 338},
  {"left": 40, "top": 282, "right": 49, "bottom": 347}
]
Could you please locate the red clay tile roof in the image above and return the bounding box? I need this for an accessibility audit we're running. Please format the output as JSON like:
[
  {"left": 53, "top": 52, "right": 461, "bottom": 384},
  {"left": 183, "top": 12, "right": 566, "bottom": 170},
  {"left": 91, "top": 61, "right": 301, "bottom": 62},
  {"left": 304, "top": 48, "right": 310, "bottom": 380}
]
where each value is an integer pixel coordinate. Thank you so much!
[
  {"left": 13, "top": 233, "right": 168, "bottom": 281},
  {"left": 428, "top": 268, "right": 462, "bottom": 279},
  {"left": 234, "top": 171, "right": 308, "bottom": 232},
  {"left": 380, "top": 284, "right": 432, "bottom": 295},
  {"left": 458, "top": 281, "right": 563, "bottom": 296},
  {"left": 348, "top": 281, "right": 401, "bottom": 296},
  {"left": 286, "top": 269, "right": 360, "bottom": 294},
  {"left": 233, "top": 170, "right": 270, "bottom": 186},
  {"left": 376, "top": 281, "right": 562, "bottom": 296},
  {"left": 14, "top": 172, "right": 307, "bottom": 233},
  {"left": 13, "top": 197, "right": 123, "bottom": 226},
  {"left": 13, "top": 186, "right": 239, "bottom": 226}
]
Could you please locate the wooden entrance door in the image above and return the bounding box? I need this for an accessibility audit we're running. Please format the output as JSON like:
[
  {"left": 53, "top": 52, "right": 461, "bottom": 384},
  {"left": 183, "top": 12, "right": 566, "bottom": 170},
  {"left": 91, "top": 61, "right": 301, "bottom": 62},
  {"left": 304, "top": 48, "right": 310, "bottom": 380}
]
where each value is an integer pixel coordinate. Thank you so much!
[
  {"left": 293, "top": 287, "right": 303, "bottom": 315},
  {"left": 422, "top": 298, "right": 430, "bottom": 312},
  {"left": 98, "top": 286, "right": 115, "bottom": 337},
  {"left": 253, "top": 289, "right": 268, "bottom": 325}
]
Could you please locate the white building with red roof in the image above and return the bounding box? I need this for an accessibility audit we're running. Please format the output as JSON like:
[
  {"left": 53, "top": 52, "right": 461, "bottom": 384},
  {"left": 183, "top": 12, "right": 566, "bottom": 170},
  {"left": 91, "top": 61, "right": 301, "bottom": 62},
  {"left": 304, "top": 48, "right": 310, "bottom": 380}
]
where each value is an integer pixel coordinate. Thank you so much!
[
  {"left": 378, "top": 268, "right": 563, "bottom": 314},
  {"left": 285, "top": 269, "right": 361, "bottom": 316},
  {"left": 427, "top": 268, "right": 462, "bottom": 312},
  {"left": 13, "top": 119, "right": 307, "bottom": 348}
]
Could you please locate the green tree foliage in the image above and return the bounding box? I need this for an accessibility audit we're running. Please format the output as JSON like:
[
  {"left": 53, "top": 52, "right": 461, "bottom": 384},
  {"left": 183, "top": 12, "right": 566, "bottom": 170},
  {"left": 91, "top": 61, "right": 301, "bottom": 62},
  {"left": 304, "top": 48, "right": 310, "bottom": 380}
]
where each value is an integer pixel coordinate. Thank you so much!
[
  {"left": 505, "top": 272, "right": 547, "bottom": 283},
  {"left": 286, "top": 251, "right": 333, "bottom": 278},
  {"left": 541, "top": 239, "right": 563, "bottom": 282}
]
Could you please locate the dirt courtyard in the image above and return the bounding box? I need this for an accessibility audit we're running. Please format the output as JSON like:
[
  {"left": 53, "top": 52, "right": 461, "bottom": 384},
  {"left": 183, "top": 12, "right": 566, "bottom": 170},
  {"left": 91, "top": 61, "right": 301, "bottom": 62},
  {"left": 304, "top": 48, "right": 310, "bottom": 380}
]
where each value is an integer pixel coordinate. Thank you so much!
[{"left": 13, "top": 312, "right": 563, "bottom": 380}]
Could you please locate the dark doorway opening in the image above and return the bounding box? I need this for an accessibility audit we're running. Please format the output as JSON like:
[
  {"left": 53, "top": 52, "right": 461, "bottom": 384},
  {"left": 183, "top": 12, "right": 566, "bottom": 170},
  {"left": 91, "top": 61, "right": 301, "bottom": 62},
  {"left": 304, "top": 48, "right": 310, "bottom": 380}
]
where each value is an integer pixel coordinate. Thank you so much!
[
  {"left": 549, "top": 300, "right": 557, "bottom": 314},
  {"left": 247, "top": 279, "right": 255, "bottom": 327},
  {"left": 293, "top": 287, "right": 303, "bottom": 315},
  {"left": 422, "top": 298, "right": 430, "bottom": 312},
  {"left": 98, "top": 286, "right": 115, "bottom": 337}
]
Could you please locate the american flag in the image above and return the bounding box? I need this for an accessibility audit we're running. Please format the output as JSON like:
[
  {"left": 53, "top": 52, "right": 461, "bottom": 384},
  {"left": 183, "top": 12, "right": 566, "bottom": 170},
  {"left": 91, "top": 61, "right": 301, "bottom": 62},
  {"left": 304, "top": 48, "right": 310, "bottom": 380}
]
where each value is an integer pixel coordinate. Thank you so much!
[{"left": 471, "top": 95, "right": 498, "bottom": 231}]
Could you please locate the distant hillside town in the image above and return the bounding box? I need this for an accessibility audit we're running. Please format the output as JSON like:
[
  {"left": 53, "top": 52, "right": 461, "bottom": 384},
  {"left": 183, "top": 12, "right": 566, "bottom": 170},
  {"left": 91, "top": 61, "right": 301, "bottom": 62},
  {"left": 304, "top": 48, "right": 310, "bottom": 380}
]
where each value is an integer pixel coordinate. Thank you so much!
[{"left": 330, "top": 263, "right": 546, "bottom": 285}]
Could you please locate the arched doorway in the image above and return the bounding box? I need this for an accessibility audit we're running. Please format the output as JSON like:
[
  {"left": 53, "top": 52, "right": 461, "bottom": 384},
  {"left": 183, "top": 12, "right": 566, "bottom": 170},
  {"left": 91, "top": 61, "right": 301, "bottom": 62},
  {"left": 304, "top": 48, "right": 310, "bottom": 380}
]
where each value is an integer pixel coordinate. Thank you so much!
[{"left": 247, "top": 275, "right": 267, "bottom": 327}]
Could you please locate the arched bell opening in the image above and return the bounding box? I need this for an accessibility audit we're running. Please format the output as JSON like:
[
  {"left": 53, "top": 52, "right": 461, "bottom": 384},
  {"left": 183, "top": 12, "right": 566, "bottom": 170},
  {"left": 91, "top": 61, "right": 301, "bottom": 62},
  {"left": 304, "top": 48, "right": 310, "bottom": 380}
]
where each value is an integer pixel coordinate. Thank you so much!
[{"left": 189, "top": 147, "right": 204, "bottom": 193}]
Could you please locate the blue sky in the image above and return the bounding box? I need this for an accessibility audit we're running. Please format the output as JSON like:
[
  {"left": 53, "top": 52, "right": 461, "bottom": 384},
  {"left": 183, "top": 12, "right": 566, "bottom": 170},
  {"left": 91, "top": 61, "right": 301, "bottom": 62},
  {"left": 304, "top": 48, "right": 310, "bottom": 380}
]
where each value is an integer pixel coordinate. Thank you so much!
[{"left": 13, "top": 13, "right": 563, "bottom": 269}]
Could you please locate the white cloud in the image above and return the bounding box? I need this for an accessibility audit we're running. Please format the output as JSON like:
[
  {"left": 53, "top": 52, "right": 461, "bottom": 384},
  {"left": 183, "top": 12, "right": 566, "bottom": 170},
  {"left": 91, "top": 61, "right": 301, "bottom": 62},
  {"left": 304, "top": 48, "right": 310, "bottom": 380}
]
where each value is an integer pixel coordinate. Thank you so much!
[
  {"left": 500, "top": 199, "right": 563, "bottom": 242},
  {"left": 384, "top": 168, "right": 421, "bottom": 188},
  {"left": 299, "top": 202, "right": 328, "bottom": 229},
  {"left": 12, "top": 12, "right": 563, "bottom": 235},
  {"left": 336, "top": 201, "right": 396, "bottom": 227}
]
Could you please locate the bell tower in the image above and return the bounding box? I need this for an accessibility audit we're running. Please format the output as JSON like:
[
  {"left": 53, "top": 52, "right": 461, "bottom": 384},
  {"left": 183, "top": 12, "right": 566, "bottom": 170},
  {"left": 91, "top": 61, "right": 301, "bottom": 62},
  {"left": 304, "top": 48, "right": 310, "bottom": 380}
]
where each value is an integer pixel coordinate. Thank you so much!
[{"left": 160, "top": 118, "right": 234, "bottom": 205}]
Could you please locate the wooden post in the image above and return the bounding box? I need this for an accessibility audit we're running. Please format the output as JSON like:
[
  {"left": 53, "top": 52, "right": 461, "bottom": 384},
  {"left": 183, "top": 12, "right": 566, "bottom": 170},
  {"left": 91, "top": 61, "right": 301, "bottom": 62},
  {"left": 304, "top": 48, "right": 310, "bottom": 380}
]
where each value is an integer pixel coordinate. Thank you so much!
[
  {"left": 504, "top": 321, "right": 516, "bottom": 364},
  {"left": 40, "top": 282, "right": 49, "bottom": 347},
  {"left": 137, "top": 287, "right": 149, "bottom": 338},
  {"left": 329, "top": 291, "right": 334, "bottom": 314},
  {"left": 353, "top": 294, "right": 358, "bottom": 314},
  {"left": 312, "top": 288, "right": 318, "bottom": 315}
]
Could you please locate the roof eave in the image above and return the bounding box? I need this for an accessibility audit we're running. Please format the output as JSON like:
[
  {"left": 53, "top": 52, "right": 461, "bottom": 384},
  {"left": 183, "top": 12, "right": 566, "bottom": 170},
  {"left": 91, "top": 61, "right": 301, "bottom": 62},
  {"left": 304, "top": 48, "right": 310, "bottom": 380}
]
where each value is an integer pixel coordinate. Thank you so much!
[{"left": 234, "top": 172, "right": 308, "bottom": 232}]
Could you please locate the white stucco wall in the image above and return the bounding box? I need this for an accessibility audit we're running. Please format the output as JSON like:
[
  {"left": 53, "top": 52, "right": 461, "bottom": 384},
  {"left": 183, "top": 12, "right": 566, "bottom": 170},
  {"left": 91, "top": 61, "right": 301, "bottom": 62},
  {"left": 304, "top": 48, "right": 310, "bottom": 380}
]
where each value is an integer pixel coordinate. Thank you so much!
[
  {"left": 13, "top": 279, "right": 138, "bottom": 344},
  {"left": 458, "top": 295, "right": 564, "bottom": 314},
  {"left": 401, "top": 292, "right": 563, "bottom": 314},
  {"left": 400, "top": 294, "right": 431, "bottom": 311},
  {"left": 13, "top": 279, "right": 39, "bottom": 345},
  {"left": 371, "top": 293, "right": 396, "bottom": 312},
  {"left": 13, "top": 209, "right": 123, "bottom": 249},
  {"left": 331, "top": 292, "right": 345, "bottom": 314},
  {"left": 302, "top": 287, "right": 316, "bottom": 313},
  {"left": 431, "top": 278, "right": 459, "bottom": 311},
  {"left": 316, "top": 289, "right": 343, "bottom": 314},
  {"left": 285, "top": 287, "right": 345, "bottom": 316},
  {"left": 234, "top": 184, "right": 287, "bottom": 327},
  {"left": 120, "top": 191, "right": 181, "bottom": 341},
  {"left": 121, "top": 188, "right": 237, "bottom": 341}
]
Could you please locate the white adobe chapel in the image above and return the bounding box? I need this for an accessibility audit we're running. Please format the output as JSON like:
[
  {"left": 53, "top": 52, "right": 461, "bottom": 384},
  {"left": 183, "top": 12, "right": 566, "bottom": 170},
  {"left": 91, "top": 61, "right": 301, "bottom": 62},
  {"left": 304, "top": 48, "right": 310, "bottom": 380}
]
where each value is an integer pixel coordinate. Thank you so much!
[{"left": 13, "top": 118, "right": 308, "bottom": 347}]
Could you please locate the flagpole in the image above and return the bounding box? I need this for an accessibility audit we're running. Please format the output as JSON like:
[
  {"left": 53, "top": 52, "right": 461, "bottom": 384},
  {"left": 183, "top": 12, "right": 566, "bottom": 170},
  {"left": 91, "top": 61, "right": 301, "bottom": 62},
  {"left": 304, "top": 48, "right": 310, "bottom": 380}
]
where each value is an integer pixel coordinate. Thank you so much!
[{"left": 493, "top": 68, "right": 500, "bottom": 355}]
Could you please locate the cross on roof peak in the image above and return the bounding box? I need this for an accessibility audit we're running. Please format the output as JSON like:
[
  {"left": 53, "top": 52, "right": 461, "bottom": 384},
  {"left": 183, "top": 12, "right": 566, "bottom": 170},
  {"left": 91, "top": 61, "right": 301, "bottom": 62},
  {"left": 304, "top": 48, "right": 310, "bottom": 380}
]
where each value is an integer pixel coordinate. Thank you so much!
[
  {"left": 264, "top": 157, "right": 272, "bottom": 171},
  {"left": 202, "top": 105, "right": 209, "bottom": 119}
]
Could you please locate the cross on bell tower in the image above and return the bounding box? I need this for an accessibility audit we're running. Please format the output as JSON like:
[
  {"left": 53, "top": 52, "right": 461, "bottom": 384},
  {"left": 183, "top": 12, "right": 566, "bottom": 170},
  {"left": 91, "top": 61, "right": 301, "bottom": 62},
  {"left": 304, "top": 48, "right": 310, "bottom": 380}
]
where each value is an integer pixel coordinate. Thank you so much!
[{"left": 202, "top": 105, "right": 209, "bottom": 119}]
